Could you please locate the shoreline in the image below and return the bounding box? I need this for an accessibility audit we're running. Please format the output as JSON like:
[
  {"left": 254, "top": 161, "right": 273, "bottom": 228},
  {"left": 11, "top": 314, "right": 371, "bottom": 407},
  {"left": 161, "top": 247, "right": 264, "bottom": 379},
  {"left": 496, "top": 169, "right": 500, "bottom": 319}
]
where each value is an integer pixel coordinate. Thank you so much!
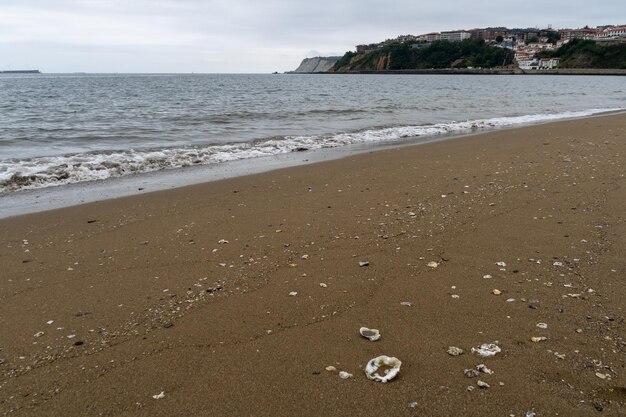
[
  {"left": 289, "top": 68, "right": 626, "bottom": 75},
  {"left": 1, "top": 113, "right": 625, "bottom": 416},
  {"left": 1, "top": 108, "right": 623, "bottom": 219}
]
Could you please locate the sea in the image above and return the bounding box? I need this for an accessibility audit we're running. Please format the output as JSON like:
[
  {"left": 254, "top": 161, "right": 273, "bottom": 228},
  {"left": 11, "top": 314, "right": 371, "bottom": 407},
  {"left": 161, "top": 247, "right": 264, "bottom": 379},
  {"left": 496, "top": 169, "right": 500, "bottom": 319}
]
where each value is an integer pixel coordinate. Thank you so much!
[{"left": 0, "top": 73, "right": 624, "bottom": 217}]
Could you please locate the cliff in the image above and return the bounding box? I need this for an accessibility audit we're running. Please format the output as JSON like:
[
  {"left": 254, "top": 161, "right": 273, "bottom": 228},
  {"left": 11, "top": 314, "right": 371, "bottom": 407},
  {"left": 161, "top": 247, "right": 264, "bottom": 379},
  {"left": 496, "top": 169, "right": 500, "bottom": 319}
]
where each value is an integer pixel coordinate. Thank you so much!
[
  {"left": 331, "top": 40, "right": 514, "bottom": 72},
  {"left": 537, "top": 39, "right": 626, "bottom": 69},
  {"left": 292, "top": 57, "right": 340, "bottom": 73}
]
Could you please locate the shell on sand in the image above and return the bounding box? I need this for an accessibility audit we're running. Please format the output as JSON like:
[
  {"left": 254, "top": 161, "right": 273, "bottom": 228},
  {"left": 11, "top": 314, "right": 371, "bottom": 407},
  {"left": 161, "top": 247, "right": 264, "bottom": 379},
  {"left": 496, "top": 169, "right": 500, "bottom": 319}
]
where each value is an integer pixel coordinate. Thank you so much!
[
  {"left": 359, "top": 327, "right": 381, "bottom": 341},
  {"left": 365, "top": 355, "right": 402, "bottom": 383}
]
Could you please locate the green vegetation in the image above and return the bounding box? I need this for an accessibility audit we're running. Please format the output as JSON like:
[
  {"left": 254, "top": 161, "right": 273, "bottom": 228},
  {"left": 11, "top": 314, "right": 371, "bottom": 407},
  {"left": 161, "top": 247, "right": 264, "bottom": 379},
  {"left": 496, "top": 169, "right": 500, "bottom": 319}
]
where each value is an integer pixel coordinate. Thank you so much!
[
  {"left": 526, "top": 36, "right": 540, "bottom": 44},
  {"left": 545, "top": 31, "right": 561, "bottom": 45},
  {"left": 537, "top": 39, "right": 626, "bottom": 68},
  {"left": 332, "top": 39, "right": 514, "bottom": 72},
  {"left": 332, "top": 51, "right": 357, "bottom": 69}
]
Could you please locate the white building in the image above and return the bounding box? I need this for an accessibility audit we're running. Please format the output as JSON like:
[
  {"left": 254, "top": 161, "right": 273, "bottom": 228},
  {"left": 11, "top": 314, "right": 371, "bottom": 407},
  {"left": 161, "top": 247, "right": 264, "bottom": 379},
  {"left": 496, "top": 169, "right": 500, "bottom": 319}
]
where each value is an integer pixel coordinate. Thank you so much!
[
  {"left": 439, "top": 31, "right": 471, "bottom": 42},
  {"left": 599, "top": 25, "right": 626, "bottom": 38}
]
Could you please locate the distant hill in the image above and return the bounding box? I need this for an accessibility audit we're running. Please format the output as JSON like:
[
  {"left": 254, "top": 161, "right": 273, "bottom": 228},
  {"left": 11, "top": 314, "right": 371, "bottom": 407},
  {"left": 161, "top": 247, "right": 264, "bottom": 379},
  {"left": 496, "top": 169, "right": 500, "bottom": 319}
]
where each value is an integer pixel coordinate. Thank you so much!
[
  {"left": 292, "top": 57, "right": 340, "bottom": 73},
  {"left": 537, "top": 39, "right": 626, "bottom": 69},
  {"left": 331, "top": 39, "right": 514, "bottom": 72}
]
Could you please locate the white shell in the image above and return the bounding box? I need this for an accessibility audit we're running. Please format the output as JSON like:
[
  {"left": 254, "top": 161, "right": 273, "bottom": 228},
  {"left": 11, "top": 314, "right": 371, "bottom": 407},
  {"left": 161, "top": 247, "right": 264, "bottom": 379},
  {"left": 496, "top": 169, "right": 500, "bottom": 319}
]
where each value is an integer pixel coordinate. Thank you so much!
[
  {"left": 365, "top": 355, "right": 402, "bottom": 383},
  {"left": 338, "top": 371, "right": 353, "bottom": 379},
  {"left": 477, "top": 380, "right": 490, "bottom": 389},
  {"left": 471, "top": 342, "right": 501, "bottom": 357},
  {"left": 359, "top": 327, "right": 381, "bottom": 341},
  {"left": 476, "top": 364, "right": 494, "bottom": 374}
]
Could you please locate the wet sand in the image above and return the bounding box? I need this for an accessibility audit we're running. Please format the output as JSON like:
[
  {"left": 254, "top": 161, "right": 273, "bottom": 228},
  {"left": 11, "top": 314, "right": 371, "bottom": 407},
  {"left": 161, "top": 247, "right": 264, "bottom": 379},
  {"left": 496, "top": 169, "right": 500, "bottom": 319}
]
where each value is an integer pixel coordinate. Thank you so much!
[{"left": 1, "top": 113, "right": 625, "bottom": 416}]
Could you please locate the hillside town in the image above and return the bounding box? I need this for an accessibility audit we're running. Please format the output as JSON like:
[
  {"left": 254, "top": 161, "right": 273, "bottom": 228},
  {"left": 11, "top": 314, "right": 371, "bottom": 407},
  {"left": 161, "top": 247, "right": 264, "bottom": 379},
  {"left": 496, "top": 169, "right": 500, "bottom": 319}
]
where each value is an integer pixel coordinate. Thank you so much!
[{"left": 356, "top": 25, "right": 626, "bottom": 70}]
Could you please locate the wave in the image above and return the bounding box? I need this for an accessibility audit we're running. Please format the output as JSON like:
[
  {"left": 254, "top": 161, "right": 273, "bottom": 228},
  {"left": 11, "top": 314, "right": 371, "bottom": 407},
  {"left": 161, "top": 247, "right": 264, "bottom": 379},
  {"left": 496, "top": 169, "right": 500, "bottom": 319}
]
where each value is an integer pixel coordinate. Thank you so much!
[{"left": 0, "top": 108, "right": 621, "bottom": 193}]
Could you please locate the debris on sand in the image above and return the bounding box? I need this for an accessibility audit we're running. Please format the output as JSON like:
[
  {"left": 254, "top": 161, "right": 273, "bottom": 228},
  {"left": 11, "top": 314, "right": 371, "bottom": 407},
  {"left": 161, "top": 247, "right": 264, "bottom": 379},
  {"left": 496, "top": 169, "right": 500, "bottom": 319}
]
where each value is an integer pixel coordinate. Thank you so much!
[
  {"left": 447, "top": 346, "right": 464, "bottom": 356},
  {"left": 339, "top": 371, "right": 353, "bottom": 379},
  {"left": 471, "top": 342, "right": 501, "bottom": 357},
  {"left": 365, "top": 355, "right": 402, "bottom": 383},
  {"left": 152, "top": 391, "right": 165, "bottom": 400},
  {"left": 359, "top": 327, "right": 381, "bottom": 341}
]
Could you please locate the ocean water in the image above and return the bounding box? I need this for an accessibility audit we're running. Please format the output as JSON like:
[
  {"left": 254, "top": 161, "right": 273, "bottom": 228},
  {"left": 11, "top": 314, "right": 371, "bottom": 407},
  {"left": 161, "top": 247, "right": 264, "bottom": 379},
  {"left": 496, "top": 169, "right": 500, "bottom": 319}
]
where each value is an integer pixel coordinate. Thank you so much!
[{"left": 0, "top": 73, "right": 624, "bottom": 195}]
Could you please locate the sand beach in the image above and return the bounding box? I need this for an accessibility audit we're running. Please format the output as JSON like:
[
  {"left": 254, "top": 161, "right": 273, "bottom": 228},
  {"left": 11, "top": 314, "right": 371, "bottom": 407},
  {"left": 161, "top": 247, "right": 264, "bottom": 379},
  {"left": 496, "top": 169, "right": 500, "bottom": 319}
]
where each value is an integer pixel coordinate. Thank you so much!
[{"left": 1, "top": 113, "right": 625, "bottom": 416}]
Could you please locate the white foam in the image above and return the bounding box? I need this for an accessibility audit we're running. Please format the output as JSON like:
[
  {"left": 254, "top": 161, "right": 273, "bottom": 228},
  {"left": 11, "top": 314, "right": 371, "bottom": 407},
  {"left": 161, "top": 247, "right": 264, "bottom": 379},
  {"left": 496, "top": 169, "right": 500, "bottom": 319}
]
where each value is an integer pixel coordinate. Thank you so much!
[{"left": 0, "top": 108, "right": 621, "bottom": 193}]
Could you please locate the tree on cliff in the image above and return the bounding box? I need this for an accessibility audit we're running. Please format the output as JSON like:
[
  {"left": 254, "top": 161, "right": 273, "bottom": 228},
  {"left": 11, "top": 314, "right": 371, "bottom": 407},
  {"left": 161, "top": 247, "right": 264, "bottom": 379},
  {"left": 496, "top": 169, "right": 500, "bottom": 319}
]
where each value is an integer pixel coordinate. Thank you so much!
[{"left": 332, "top": 39, "right": 514, "bottom": 71}]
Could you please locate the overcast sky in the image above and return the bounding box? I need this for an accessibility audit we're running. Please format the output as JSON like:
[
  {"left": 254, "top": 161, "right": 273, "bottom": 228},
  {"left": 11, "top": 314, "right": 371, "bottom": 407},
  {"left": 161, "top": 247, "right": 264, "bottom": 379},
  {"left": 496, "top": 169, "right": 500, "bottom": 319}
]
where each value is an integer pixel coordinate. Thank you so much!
[{"left": 0, "top": 0, "right": 623, "bottom": 73}]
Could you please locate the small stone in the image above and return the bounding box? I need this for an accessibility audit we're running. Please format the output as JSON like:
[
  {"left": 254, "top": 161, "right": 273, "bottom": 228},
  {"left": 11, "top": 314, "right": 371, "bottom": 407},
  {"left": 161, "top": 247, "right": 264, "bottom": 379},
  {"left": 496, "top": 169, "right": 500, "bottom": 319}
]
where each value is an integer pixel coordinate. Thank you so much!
[
  {"left": 325, "top": 366, "right": 337, "bottom": 372},
  {"left": 359, "top": 261, "right": 369, "bottom": 267},
  {"left": 289, "top": 291, "right": 298, "bottom": 296},
  {"left": 576, "top": 328, "right": 583, "bottom": 333},
  {"left": 477, "top": 380, "right": 490, "bottom": 389},
  {"left": 400, "top": 301, "right": 412, "bottom": 307},
  {"left": 301, "top": 254, "right": 309, "bottom": 259},
  {"left": 408, "top": 402, "right": 418, "bottom": 409},
  {"left": 531, "top": 336, "right": 547, "bottom": 343},
  {"left": 536, "top": 323, "right": 548, "bottom": 329},
  {"left": 447, "top": 346, "right": 464, "bottom": 356},
  {"left": 464, "top": 368, "right": 480, "bottom": 378},
  {"left": 319, "top": 283, "right": 327, "bottom": 288},
  {"left": 528, "top": 300, "right": 540, "bottom": 309},
  {"left": 496, "top": 261, "right": 507, "bottom": 267},
  {"left": 34, "top": 331, "right": 45, "bottom": 338},
  {"left": 595, "top": 372, "right": 611, "bottom": 380},
  {"left": 338, "top": 371, "right": 353, "bottom": 379},
  {"left": 483, "top": 274, "right": 492, "bottom": 279},
  {"left": 467, "top": 385, "right": 475, "bottom": 392},
  {"left": 427, "top": 261, "right": 439, "bottom": 268},
  {"left": 492, "top": 289, "right": 502, "bottom": 295},
  {"left": 152, "top": 391, "right": 165, "bottom": 400},
  {"left": 451, "top": 294, "right": 460, "bottom": 299},
  {"left": 163, "top": 323, "right": 174, "bottom": 329}
]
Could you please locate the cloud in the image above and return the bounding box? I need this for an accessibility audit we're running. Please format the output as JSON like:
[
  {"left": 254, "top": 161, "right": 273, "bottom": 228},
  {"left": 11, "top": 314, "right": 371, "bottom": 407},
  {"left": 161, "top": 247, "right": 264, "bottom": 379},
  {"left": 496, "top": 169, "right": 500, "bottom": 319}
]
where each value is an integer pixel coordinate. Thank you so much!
[{"left": 0, "top": 0, "right": 623, "bottom": 72}]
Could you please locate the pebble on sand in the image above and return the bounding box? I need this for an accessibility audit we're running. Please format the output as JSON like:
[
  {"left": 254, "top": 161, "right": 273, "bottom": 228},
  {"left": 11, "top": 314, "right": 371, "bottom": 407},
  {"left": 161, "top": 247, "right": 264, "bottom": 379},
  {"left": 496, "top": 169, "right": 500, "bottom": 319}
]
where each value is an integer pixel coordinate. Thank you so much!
[
  {"left": 447, "top": 346, "right": 464, "bottom": 356},
  {"left": 152, "top": 391, "right": 166, "bottom": 400}
]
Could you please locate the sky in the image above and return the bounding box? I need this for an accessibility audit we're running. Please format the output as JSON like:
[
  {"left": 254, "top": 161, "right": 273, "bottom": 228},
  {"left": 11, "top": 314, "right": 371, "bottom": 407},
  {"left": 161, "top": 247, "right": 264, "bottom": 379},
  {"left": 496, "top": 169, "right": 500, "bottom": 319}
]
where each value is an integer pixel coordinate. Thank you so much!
[{"left": 0, "top": 0, "right": 623, "bottom": 73}]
